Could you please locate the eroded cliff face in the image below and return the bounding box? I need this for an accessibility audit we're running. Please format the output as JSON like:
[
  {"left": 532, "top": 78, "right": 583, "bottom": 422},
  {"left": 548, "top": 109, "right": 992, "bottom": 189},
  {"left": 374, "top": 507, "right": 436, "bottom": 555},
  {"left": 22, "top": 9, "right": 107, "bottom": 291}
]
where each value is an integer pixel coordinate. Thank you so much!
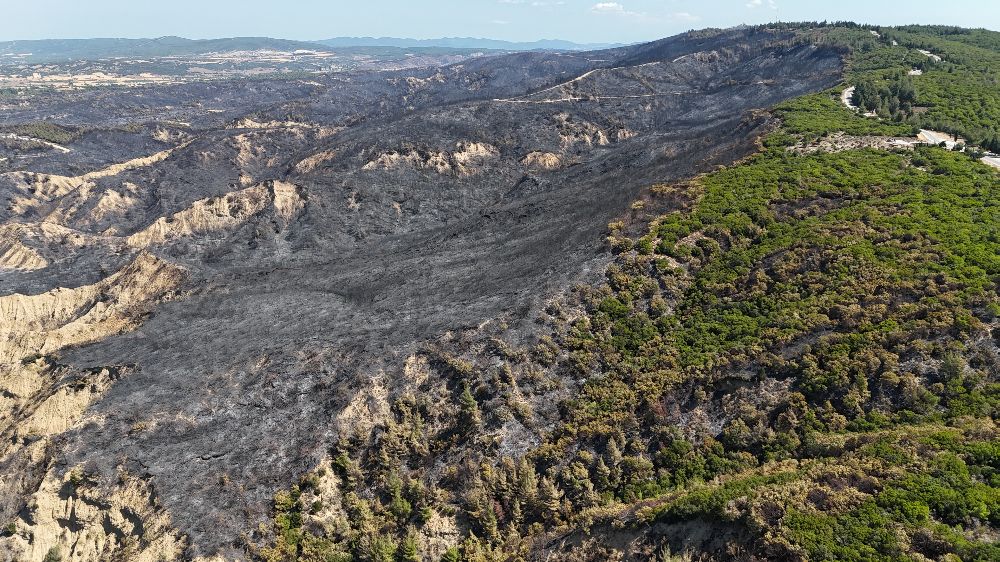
[
  {"left": 0, "top": 253, "right": 186, "bottom": 561},
  {"left": 0, "top": 28, "right": 844, "bottom": 560},
  {"left": 0, "top": 367, "right": 187, "bottom": 562}
]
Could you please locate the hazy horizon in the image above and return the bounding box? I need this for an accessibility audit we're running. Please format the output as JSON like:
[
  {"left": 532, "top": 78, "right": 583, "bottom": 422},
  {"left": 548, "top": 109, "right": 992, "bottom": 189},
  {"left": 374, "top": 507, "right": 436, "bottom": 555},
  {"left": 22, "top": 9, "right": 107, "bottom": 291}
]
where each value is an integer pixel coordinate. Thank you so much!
[
  {"left": 0, "top": 35, "right": 625, "bottom": 46},
  {"left": 1, "top": 0, "right": 997, "bottom": 44}
]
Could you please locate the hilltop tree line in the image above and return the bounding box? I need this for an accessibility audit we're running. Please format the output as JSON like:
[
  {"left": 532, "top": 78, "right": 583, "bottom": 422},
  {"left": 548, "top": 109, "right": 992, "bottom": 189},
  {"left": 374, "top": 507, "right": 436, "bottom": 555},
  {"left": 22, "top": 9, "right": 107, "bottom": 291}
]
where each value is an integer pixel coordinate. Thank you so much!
[{"left": 851, "top": 74, "right": 917, "bottom": 119}]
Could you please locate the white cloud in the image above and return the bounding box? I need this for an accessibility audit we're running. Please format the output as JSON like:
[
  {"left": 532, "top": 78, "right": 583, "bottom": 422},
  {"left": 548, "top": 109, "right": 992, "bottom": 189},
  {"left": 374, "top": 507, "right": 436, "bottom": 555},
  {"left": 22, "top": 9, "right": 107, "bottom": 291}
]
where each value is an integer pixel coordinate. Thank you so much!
[
  {"left": 746, "top": 0, "right": 777, "bottom": 9},
  {"left": 590, "top": 2, "right": 647, "bottom": 18},
  {"left": 591, "top": 2, "right": 626, "bottom": 13},
  {"left": 492, "top": 19, "right": 511, "bottom": 25}
]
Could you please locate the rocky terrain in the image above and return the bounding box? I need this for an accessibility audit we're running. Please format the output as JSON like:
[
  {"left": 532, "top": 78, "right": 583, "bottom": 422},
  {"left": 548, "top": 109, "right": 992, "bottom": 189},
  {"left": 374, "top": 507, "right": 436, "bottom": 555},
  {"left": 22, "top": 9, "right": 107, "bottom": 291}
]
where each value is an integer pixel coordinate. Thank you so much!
[{"left": 0, "top": 26, "right": 848, "bottom": 560}]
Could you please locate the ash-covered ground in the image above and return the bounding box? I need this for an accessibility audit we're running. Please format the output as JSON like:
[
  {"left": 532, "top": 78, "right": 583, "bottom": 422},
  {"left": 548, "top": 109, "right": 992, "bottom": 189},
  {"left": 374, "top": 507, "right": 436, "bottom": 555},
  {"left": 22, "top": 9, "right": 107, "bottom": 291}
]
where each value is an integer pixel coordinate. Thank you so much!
[{"left": 0, "top": 28, "right": 843, "bottom": 559}]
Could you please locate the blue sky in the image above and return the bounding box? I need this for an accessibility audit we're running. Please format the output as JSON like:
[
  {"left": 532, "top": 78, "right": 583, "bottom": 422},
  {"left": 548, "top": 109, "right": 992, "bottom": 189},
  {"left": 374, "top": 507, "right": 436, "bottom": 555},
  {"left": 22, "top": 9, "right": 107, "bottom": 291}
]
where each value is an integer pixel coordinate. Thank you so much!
[{"left": 2, "top": 1, "right": 998, "bottom": 43}]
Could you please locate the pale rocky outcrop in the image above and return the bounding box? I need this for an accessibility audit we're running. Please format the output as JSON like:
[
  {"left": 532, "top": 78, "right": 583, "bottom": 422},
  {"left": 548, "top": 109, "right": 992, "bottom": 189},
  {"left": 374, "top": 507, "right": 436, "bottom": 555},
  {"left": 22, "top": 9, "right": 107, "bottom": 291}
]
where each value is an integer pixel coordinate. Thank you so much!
[
  {"left": 294, "top": 149, "right": 337, "bottom": 173},
  {"left": 0, "top": 234, "right": 48, "bottom": 271},
  {"left": 153, "top": 127, "right": 190, "bottom": 144},
  {"left": 126, "top": 186, "right": 270, "bottom": 247},
  {"left": 0, "top": 465, "right": 186, "bottom": 562},
  {"left": 789, "top": 132, "right": 919, "bottom": 154},
  {"left": 231, "top": 117, "right": 310, "bottom": 130},
  {"left": 271, "top": 180, "right": 305, "bottom": 223},
  {"left": 451, "top": 141, "right": 500, "bottom": 171},
  {"left": 0, "top": 253, "right": 188, "bottom": 562},
  {"left": 37, "top": 181, "right": 143, "bottom": 232},
  {"left": 231, "top": 133, "right": 267, "bottom": 171},
  {"left": 0, "top": 222, "right": 117, "bottom": 274},
  {"left": 522, "top": 151, "right": 563, "bottom": 171},
  {"left": 335, "top": 374, "right": 392, "bottom": 437},
  {"left": 80, "top": 146, "right": 182, "bottom": 181},
  {"left": 418, "top": 512, "right": 462, "bottom": 561},
  {"left": 125, "top": 181, "right": 304, "bottom": 247},
  {"left": 5, "top": 173, "right": 89, "bottom": 218},
  {"left": 0, "top": 253, "right": 186, "bottom": 364},
  {"left": 555, "top": 112, "right": 612, "bottom": 148},
  {"left": 614, "top": 128, "right": 637, "bottom": 141},
  {"left": 362, "top": 141, "right": 500, "bottom": 176},
  {"left": 363, "top": 148, "right": 452, "bottom": 174},
  {"left": 3, "top": 143, "right": 187, "bottom": 221},
  {"left": 11, "top": 144, "right": 182, "bottom": 202},
  {"left": 403, "top": 70, "right": 447, "bottom": 90}
]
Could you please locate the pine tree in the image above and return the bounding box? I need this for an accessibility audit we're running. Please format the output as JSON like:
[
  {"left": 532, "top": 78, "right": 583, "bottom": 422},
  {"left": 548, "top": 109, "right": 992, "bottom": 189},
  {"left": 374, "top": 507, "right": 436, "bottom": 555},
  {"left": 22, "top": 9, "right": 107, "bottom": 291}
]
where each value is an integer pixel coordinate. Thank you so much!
[
  {"left": 398, "top": 531, "right": 420, "bottom": 562},
  {"left": 441, "top": 546, "right": 461, "bottom": 562},
  {"left": 388, "top": 473, "right": 412, "bottom": 521},
  {"left": 461, "top": 535, "right": 490, "bottom": 562},
  {"left": 458, "top": 381, "right": 482, "bottom": 429},
  {"left": 537, "top": 477, "right": 563, "bottom": 524},
  {"left": 495, "top": 457, "right": 516, "bottom": 503},
  {"left": 465, "top": 482, "right": 498, "bottom": 541},
  {"left": 852, "top": 79, "right": 881, "bottom": 112},
  {"left": 605, "top": 439, "right": 624, "bottom": 492},
  {"left": 359, "top": 533, "right": 397, "bottom": 562},
  {"left": 510, "top": 499, "right": 524, "bottom": 527},
  {"left": 516, "top": 458, "right": 538, "bottom": 508},
  {"left": 594, "top": 456, "right": 612, "bottom": 492}
]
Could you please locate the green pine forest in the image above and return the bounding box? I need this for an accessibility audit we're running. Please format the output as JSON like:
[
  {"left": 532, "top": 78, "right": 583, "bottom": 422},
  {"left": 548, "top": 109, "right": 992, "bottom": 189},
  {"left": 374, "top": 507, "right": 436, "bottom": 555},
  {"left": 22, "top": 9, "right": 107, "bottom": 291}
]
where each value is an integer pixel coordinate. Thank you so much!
[{"left": 257, "top": 24, "right": 1000, "bottom": 562}]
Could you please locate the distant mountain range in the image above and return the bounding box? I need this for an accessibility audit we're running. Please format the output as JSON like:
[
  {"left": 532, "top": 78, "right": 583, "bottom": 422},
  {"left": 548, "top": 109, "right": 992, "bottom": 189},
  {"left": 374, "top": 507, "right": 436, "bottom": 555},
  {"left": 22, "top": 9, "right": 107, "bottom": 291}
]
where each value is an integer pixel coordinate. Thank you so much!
[
  {"left": 0, "top": 36, "right": 618, "bottom": 63},
  {"left": 0, "top": 37, "right": 335, "bottom": 62},
  {"left": 315, "top": 37, "right": 626, "bottom": 51}
]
